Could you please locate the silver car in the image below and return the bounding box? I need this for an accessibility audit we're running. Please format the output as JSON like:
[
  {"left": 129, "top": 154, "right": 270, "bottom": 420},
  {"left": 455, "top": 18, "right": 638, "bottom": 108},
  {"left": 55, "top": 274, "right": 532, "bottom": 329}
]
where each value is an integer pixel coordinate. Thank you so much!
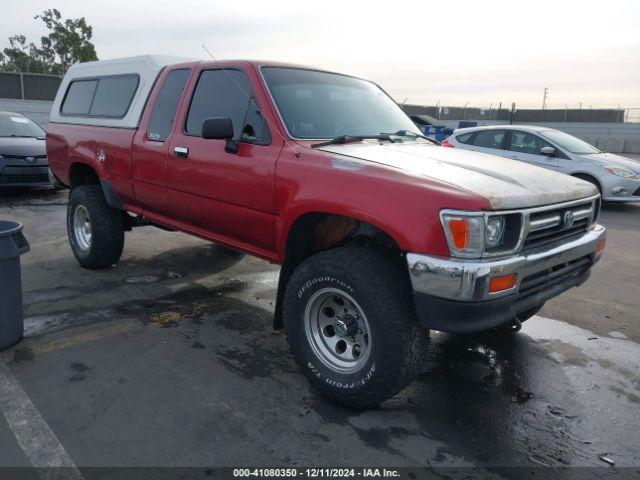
[{"left": 444, "top": 125, "right": 640, "bottom": 202}]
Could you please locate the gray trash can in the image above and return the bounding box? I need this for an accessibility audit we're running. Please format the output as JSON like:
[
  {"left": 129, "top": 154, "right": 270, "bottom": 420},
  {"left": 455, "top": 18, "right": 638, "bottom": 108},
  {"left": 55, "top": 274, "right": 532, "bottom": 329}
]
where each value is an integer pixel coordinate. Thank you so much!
[{"left": 0, "top": 221, "right": 30, "bottom": 350}]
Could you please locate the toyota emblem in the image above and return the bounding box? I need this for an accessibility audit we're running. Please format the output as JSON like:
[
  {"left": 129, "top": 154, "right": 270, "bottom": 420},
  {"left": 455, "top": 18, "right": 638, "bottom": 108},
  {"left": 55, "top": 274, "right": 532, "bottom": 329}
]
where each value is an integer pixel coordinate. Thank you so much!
[
  {"left": 562, "top": 210, "right": 575, "bottom": 229},
  {"left": 25, "top": 156, "right": 36, "bottom": 164}
]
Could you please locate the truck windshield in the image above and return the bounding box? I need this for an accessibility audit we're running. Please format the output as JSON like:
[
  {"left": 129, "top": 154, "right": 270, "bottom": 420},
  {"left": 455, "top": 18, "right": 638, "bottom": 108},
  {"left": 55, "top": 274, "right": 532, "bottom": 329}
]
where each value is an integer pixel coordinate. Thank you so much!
[
  {"left": 0, "top": 113, "right": 46, "bottom": 138},
  {"left": 261, "top": 67, "right": 421, "bottom": 140}
]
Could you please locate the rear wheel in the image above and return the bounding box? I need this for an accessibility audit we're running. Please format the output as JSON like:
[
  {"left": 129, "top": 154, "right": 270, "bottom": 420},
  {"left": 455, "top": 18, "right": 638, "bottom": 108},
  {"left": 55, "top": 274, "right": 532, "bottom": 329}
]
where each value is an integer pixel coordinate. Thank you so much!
[
  {"left": 283, "top": 246, "right": 429, "bottom": 409},
  {"left": 67, "top": 185, "right": 124, "bottom": 269}
]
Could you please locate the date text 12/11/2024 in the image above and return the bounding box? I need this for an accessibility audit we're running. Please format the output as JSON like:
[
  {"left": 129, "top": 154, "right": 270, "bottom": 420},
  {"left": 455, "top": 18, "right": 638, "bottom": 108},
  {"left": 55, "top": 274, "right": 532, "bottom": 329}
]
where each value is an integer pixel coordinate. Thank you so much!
[{"left": 232, "top": 468, "right": 401, "bottom": 478}]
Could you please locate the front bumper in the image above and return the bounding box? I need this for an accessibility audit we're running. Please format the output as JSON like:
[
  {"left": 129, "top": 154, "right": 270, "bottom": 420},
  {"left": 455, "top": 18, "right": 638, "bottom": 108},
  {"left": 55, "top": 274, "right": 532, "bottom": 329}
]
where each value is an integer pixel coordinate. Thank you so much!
[
  {"left": 602, "top": 176, "right": 640, "bottom": 202},
  {"left": 406, "top": 224, "right": 606, "bottom": 333},
  {"left": 0, "top": 165, "right": 50, "bottom": 187}
]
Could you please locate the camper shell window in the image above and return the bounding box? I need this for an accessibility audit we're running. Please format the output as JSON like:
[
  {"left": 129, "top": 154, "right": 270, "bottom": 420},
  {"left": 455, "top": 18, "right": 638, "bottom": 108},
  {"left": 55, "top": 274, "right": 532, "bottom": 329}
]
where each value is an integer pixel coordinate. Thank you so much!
[{"left": 61, "top": 74, "right": 140, "bottom": 118}]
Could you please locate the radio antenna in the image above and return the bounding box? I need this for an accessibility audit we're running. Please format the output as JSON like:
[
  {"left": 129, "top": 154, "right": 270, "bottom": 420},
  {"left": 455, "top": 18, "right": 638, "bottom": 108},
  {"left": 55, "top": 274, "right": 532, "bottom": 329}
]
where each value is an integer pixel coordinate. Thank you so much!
[{"left": 201, "top": 44, "right": 300, "bottom": 158}]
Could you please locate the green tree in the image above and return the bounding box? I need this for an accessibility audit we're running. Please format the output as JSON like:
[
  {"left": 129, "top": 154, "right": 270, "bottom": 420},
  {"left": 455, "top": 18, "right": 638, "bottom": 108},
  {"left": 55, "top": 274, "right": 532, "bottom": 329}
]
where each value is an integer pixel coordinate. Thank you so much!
[{"left": 0, "top": 9, "right": 98, "bottom": 75}]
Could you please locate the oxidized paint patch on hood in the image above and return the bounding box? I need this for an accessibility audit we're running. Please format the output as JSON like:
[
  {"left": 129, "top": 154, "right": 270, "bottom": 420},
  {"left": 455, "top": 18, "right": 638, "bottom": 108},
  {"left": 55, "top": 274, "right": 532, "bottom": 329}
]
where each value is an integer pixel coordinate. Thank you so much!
[{"left": 320, "top": 142, "right": 597, "bottom": 209}]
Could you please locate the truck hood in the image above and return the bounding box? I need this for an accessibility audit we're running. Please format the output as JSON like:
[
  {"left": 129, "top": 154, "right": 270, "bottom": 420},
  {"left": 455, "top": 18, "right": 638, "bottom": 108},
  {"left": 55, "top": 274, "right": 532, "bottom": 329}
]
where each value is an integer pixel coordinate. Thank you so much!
[
  {"left": 579, "top": 152, "right": 640, "bottom": 173},
  {"left": 319, "top": 142, "right": 597, "bottom": 209}
]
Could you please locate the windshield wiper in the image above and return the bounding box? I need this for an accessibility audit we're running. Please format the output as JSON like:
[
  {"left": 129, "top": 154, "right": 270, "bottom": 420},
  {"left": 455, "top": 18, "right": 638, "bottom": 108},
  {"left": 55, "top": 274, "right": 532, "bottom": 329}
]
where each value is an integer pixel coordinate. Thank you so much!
[
  {"left": 311, "top": 134, "right": 395, "bottom": 148},
  {"left": 380, "top": 130, "right": 440, "bottom": 145}
]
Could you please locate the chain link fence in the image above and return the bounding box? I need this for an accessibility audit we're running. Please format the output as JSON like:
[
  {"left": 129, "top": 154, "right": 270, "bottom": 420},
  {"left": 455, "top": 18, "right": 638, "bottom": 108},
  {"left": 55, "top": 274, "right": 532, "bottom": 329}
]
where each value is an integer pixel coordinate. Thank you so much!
[
  {"left": 403, "top": 102, "right": 640, "bottom": 123},
  {"left": 0, "top": 71, "right": 62, "bottom": 101}
]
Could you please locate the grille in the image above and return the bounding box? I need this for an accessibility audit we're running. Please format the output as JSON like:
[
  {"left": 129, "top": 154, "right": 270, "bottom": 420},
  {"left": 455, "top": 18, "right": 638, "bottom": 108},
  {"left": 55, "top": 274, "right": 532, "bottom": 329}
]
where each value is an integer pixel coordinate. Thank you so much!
[
  {"left": 522, "top": 201, "right": 593, "bottom": 252},
  {"left": 0, "top": 154, "right": 47, "bottom": 160},
  {"left": 1, "top": 173, "right": 49, "bottom": 184},
  {"left": 520, "top": 255, "right": 592, "bottom": 297}
]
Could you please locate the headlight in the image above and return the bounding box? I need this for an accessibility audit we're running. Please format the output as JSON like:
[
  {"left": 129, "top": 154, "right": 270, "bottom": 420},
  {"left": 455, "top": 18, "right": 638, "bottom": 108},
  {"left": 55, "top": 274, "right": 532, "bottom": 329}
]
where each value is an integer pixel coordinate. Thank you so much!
[
  {"left": 485, "top": 216, "right": 505, "bottom": 248},
  {"left": 601, "top": 165, "right": 638, "bottom": 179},
  {"left": 441, "top": 211, "right": 520, "bottom": 258}
]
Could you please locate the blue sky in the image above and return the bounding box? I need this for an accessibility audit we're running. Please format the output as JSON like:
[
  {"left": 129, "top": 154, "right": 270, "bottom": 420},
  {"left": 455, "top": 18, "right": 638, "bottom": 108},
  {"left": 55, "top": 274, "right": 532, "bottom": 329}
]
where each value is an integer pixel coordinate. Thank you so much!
[{"left": 2, "top": 0, "right": 639, "bottom": 108}]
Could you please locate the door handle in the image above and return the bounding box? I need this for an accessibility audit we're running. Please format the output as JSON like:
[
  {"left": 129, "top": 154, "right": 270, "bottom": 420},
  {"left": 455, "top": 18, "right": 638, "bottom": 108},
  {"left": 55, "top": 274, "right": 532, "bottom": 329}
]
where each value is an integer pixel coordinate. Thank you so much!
[{"left": 173, "top": 146, "right": 189, "bottom": 158}]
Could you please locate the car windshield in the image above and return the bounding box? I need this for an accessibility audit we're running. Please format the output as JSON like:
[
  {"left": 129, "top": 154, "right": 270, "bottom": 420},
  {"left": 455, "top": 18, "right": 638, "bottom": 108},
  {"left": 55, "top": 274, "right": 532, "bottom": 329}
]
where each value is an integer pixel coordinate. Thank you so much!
[
  {"left": 0, "top": 113, "right": 45, "bottom": 138},
  {"left": 261, "top": 67, "right": 421, "bottom": 140},
  {"left": 539, "top": 129, "right": 600, "bottom": 155}
]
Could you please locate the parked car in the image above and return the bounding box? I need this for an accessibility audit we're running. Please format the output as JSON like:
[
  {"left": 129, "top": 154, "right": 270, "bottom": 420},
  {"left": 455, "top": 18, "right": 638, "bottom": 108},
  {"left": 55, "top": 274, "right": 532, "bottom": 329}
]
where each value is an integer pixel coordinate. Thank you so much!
[
  {"left": 47, "top": 56, "right": 606, "bottom": 408},
  {"left": 443, "top": 125, "right": 640, "bottom": 202},
  {"left": 0, "top": 111, "right": 53, "bottom": 189}
]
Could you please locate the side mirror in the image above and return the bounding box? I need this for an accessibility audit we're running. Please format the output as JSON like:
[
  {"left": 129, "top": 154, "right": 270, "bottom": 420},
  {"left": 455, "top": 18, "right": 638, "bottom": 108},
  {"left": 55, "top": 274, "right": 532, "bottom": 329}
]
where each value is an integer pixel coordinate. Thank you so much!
[
  {"left": 202, "top": 117, "right": 238, "bottom": 153},
  {"left": 540, "top": 146, "right": 555, "bottom": 157},
  {"left": 202, "top": 117, "right": 233, "bottom": 139}
]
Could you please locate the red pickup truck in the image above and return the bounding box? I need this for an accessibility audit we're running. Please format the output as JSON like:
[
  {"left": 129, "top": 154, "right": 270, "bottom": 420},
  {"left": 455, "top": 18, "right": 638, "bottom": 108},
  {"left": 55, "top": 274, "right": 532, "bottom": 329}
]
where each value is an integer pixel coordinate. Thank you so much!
[{"left": 47, "top": 56, "right": 606, "bottom": 408}]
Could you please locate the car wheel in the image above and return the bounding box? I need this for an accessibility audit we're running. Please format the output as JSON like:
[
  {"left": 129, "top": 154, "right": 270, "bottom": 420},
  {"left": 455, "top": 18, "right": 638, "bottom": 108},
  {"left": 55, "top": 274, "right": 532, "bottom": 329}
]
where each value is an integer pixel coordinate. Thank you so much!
[
  {"left": 283, "top": 246, "right": 429, "bottom": 409},
  {"left": 67, "top": 185, "right": 124, "bottom": 269},
  {"left": 573, "top": 174, "right": 602, "bottom": 196}
]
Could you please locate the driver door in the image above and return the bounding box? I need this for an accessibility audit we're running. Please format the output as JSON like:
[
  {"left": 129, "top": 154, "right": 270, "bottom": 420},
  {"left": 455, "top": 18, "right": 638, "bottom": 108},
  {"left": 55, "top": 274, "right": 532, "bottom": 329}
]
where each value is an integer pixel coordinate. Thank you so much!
[{"left": 166, "top": 67, "right": 282, "bottom": 253}]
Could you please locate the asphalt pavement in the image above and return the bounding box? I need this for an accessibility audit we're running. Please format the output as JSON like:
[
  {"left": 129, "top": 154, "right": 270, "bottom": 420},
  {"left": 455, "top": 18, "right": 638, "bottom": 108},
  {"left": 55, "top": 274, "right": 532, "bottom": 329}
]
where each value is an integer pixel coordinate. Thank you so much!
[{"left": 0, "top": 179, "right": 639, "bottom": 479}]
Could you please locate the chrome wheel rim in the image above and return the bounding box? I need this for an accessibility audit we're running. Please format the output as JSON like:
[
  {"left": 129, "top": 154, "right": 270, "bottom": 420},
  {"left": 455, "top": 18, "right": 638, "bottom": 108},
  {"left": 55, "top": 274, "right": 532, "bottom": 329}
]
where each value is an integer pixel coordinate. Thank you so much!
[
  {"left": 73, "top": 205, "right": 92, "bottom": 252},
  {"left": 304, "top": 288, "right": 371, "bottom": 373}
]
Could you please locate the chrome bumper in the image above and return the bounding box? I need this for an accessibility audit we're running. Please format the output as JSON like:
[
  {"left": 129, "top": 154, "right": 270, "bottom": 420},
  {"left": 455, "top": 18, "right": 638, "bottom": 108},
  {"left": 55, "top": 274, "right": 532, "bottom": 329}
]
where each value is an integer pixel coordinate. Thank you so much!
[{"left": 407, "top": 224, "right": 606, "bottom": 302}]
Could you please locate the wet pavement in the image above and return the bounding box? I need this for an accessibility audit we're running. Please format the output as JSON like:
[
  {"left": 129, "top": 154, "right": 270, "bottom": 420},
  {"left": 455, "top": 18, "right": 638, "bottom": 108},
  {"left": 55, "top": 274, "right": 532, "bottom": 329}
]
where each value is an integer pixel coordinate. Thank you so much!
[{"left": 0, "top": 187, "right": 639, "bottom": 478}]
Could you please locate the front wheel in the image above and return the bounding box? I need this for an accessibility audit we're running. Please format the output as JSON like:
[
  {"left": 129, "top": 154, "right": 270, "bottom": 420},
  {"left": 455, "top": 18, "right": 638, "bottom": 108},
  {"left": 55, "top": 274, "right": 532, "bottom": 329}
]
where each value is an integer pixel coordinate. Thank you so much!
[
  {"left": 67, "top": 185, "right": 124, "bottom": 269},
  {"left": 283, "top": 247, "right": 429, "bottom": 409}
]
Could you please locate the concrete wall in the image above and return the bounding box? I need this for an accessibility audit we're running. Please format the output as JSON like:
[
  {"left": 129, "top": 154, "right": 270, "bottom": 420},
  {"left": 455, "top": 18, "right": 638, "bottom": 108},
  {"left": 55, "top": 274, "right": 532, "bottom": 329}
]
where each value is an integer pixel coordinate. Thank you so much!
[
  {"left": 0, "top": 99, "right": 53, "bottom": 129},
  {"left": 523, "top": 122, "right": 640, "bottom": 154}
]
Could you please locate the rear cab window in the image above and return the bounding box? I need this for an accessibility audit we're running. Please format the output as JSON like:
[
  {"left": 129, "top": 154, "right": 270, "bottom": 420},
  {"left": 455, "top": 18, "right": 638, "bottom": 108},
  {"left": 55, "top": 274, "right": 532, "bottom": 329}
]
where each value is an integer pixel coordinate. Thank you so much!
[
  {"left": 147, "top": 69, "right": 190, "bottom": 142},
  {"left": 60, "top": 74, "right": 139, "bottom": 118}
]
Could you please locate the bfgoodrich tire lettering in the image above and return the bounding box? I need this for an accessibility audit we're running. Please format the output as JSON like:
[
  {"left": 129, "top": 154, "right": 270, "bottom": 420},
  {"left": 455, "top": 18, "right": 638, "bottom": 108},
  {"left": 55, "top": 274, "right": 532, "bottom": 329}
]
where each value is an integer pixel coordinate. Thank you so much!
[
  {"left": 283, "top": 246, "right": 429, "bottom": 409},
  {"left": 67, "top": 185, "right": 124, "bottom": 269}
]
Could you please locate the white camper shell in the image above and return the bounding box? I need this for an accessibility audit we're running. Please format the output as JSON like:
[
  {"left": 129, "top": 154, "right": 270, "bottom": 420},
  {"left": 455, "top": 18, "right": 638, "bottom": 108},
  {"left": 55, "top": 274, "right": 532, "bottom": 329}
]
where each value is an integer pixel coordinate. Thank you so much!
[{"left": 50, "top": 55, "right": 192, "bottom": 129}]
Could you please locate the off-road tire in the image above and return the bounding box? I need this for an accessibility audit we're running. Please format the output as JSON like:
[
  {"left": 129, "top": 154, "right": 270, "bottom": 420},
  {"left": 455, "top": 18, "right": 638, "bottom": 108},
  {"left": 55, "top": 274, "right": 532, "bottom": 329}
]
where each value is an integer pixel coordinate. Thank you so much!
[
  {"left": 283, "top": 246, "right": 429, "bottom": 409},
  {"left": 67, "top": 185, "right": 124, "bottom": 269}
]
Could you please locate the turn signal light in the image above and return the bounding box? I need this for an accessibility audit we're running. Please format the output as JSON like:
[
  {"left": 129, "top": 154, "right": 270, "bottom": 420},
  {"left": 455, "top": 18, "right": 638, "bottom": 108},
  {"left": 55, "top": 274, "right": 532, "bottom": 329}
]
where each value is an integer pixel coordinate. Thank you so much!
[
  {"left": 488, "top": 274, "right": 517, "bottom": 293},
  {"left": 447, "top": 218, "right": 468, "bottom": 249},
  {"left": 596, "top": 239, "right": 606, "bottom": 253}
]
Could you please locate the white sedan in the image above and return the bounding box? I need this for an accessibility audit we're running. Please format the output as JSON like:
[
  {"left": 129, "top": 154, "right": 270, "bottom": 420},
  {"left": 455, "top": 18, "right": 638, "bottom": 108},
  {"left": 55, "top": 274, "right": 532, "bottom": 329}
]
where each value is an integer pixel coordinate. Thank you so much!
[{"left": 443, "top": 125, "right": 640, "bottom": 202}]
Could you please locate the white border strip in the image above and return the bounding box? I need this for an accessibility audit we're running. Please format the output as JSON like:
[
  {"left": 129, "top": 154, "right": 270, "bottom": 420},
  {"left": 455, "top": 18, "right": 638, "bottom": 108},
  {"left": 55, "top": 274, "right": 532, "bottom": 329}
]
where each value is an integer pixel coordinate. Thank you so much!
[{"left": 0, "top": 360, "right": 84, "bottom": 480}]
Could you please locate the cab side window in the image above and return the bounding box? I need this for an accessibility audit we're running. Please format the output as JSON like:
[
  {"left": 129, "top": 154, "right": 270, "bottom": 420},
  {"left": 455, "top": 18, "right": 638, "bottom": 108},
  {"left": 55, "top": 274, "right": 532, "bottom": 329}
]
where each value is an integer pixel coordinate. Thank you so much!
[
  {"left": 471, "top": 130, "right": 505, "bottom": 149},
  {"left": 185, "top": 69, "right": 270, "bottom": 144},
  {"left": 147, "top": 69, "right": 190, "bottom": 142},
  {"left": 509, "top": 131, "right": 553, "bottom": 155}
]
